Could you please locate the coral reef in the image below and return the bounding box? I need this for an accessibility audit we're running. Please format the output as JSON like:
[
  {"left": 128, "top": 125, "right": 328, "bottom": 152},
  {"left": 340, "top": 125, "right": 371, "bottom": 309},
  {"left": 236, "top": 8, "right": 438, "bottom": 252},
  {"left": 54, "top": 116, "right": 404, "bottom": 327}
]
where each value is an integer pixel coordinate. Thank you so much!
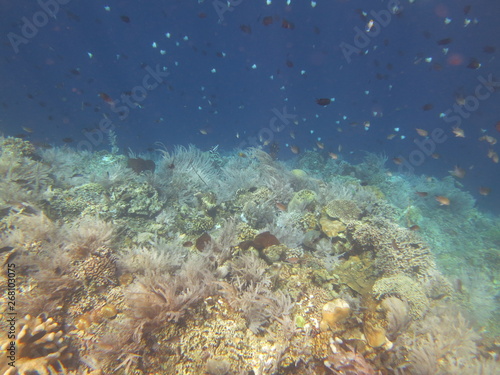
[{"left": 1, "top": 140, "right": 498, "bottom": 375}]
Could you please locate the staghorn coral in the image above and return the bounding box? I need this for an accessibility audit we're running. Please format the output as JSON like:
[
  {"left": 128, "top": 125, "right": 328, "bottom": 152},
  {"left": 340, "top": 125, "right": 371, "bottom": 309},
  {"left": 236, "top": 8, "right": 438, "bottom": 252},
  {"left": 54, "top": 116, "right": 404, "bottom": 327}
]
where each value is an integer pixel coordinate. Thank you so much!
[{"left": 0, "top": 314, "right": 74, "bottom": 375}]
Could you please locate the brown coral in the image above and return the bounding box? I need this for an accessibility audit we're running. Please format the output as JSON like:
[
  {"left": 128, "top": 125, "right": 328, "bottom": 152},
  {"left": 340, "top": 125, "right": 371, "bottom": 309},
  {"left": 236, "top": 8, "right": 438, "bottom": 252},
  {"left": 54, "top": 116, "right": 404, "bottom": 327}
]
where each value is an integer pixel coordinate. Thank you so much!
[
  {"left": 0, "top": 314, "right": 73, "bottom": 375},
  {"left": 323, "top": 199, "right": 362, "bottom": 221}
]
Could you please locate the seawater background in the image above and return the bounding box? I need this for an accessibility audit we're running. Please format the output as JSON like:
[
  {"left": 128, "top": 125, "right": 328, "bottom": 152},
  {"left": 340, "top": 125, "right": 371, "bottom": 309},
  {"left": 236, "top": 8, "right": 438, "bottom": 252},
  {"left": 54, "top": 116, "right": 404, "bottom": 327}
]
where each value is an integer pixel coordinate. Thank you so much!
[{"left": 0, "top": 0, "right": 499, "bottom": 216}]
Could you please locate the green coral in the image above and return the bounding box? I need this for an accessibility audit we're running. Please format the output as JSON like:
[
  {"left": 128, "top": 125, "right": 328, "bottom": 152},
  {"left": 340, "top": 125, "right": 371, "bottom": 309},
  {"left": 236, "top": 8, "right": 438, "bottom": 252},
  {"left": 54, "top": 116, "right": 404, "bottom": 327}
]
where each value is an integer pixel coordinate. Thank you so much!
[{"left": 288, "top": 189, "right": 317, "bottom": 212}]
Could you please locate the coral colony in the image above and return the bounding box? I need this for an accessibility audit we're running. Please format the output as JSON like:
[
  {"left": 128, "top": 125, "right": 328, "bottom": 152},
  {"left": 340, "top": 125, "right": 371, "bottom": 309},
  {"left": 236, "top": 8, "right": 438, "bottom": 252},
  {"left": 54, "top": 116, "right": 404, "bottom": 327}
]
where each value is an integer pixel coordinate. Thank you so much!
[{"left": 0, "top": 136, "right": 499, "bottom": 374}]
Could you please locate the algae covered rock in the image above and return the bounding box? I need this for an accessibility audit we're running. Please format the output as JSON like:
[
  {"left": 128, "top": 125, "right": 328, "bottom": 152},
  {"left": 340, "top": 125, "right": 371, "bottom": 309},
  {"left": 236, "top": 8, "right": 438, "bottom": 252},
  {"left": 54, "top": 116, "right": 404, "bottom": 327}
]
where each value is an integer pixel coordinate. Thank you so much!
[
  {"left": 109, "top": 181, "right": 163, "bottom": 217},
  {"left": 288, "top": 189, "right": 317, "bottom": 212}
]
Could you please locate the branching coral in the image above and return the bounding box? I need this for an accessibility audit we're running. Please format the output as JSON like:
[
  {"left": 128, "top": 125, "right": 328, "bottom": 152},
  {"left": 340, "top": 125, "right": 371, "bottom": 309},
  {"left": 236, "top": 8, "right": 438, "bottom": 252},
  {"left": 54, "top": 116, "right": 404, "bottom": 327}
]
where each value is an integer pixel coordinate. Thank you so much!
[{"left": 0, "top": 314, "right": 73, "bottom": 375}]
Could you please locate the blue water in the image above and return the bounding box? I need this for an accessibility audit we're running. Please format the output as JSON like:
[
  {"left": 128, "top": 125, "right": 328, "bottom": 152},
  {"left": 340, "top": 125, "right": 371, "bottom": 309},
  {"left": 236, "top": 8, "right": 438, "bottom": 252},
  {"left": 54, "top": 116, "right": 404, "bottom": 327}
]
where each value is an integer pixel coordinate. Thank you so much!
[{"left": 0, "top": 0, "right": 499, "bottom": 213}]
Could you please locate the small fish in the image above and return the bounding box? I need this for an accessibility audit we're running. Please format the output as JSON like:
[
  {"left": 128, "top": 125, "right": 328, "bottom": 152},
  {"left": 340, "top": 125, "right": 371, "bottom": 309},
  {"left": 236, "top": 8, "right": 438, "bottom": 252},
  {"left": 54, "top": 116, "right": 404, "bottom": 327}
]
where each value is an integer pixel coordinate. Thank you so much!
[
  {"left": 262, "top": 16, "right": 274, "bottom": 26},
  {"left": 431, "top": 153, "right": 441, "bottom": 159},
  {"left": 238, "top": 152, "right": 247, "bottom": 158},
  {"left": 415, "top": 191, "right": 428, "bottom": 197},
  {"left": 71, "top": 173, "right": 84, "bottom": 178},
  {"left": 22, "top": 126, "right": 34, "bottom": 133},
  {"left": 240, "top": 24, "right": 252, "bottom": 34},
  {"left": 392, "top": 157, "right": 403, "bottom": 165},
  {"left": 62, "top": 137, "right": 74, "bottom": 143},
  {"left": 408, "top": 225, "right": 420, "bottom": 231},
  {"left": 495, "top": 121, "right": 500, "bottom": 133},
  {"left": 275, "top": 202, "right": 287, "bottom": 211},
  {"left": 449, "top": 165, "right": 466, "bottom": 178},
  {"left": 437, "top": 38, "right": 452, "bottom": 45},
  {"left": 315, "top": 98, "right": 331, "bottom": 106},
  {"left": 120, "top": 15, "right": 131, "bottom": 23},
  {"left": 316, "top": 141, "right": 324, "bottom": 149},
  {"left": 415, "top": 128, "right": 428, "bottom": 137},
  {"left": 483, "top": 46, "right": 495, "bottom": 54},
  {"left": 199, "top": 129, "right": 208, "bottom": 135},
  {"left": 478, "top": 135, "right": 497, "bottom": 145},
  {"left": 387, "top": 134, "right": 396, "bottom": 140},
  {"left": 183, "top": 241, "right": 193, "bottom": 247},
  {"left": 98, "top": 92, "right": 114, "bottom": 105},
  {"left": 488, "top": 149, "right": 499, "bottom": 163},
  {"left": 452, "top": 127, "right": 465, "bottom": 137},
  {"left": 328, "top": 152, "right": 338, "bottom": 159},
  {"left": 479, "top": 187, "right": 491, "bottom": 196},
  {"left": 290, "top": 145, "right": 300, "bottom": 154},
  {"left": 422, "top": 103, "right": 434, "bottom": 111},
  {"left": 467, "top": 58, "right": 481, "bottom": 69},
  {"left": 435, "top": 195, "right": 451, "bottom": 206},
  {"left": 281, "top": 19, "right": 295, "bottom": 30}
]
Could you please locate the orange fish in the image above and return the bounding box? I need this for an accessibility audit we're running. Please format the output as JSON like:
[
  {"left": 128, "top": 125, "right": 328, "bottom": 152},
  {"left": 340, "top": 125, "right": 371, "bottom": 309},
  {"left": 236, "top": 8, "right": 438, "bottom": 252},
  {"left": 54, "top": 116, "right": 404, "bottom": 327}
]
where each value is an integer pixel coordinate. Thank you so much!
[
  {"left": 328, "top": 152, "right": 338, "bottom": 160},
  {"left": 479, "top": 187, "right": 491, "bottom": 196},
  {"left": 435, "top": 196, "right": 450, "bottom": 206},
  {"left": 408, "top": 225, "right": 420, "bottom": 231},
  {"left": 449, "top": 166, "right": 466, "bottom": 178},
  {"left": 290, "top": 145, "right": 300, "bottom": 154},
  {"left": 452, "top": 127, "right": 465, "bottom": 137},
  {"left": 415, "top": 191, "right": 428, "bottom": 197},
  {"left": 316, "top": 141, "right": 325, "bottom": 149},
  {"left": 416, "top": 128, "right": 428, "bottom": 137},
  {"left": 392, "top": 157, "right": 403, "bottom": 165}
]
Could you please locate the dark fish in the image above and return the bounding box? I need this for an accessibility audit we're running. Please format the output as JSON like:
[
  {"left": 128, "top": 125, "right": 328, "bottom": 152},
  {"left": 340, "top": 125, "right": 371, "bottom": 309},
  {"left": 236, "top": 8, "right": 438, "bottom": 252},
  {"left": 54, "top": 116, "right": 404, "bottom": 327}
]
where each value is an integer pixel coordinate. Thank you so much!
[
  {"left": 127, "top": 158, "right": 155, "bottom": 174},
  {"left": 483, "top": 46, "right": 495, "bottom": 54},
  {"left": 198, "top": 12, "right": 207, "bottom": 18},
  {"left": 71, "top": 173, "right": 84, "bottom": 178},
  {"left": 463, "top": 5, "right": 471, "bottom": 14},
  {"left": 422, "top": 103, "right": 434, "bottom": 111},
  {"left": 62, "top": 137, "right": 74, "bottom": 143},
  {"left": 240, "top": 24, "right": 252, "bottom": 34},
  {"left": 467, "top": 58, "right": 481, "bottom": 69},
  {"left": 262, "top": 16, "right": 273, "bottom": 26},
  {"left": 316, "top": 98, "right": 331, "bottom": 106},
  {"left": 120, "top": 15, "right": 130, "bottom": 23},
  {"left": 437, "top": 38, "right": 452, "bottom": 45},
  {"left": 281, "top": 19, "right": 294, "bottom": 29},
  {"left": 286, "top": 60, "right": 294, "bottom": 68},
  {"left": 98, "top": 92, "right": 114, "bottom": 104},
  {"left": 408, "top": 225, "right": 420, "bottom": 231},
  {"left": 70, "top": 68, "right": 80, "bottom": 75},
  {"left": 216, "top": 51, "right": 225, "bottom": 58},
  {"left": 313, "top": 26, "right": 321, "bottom": 34}
]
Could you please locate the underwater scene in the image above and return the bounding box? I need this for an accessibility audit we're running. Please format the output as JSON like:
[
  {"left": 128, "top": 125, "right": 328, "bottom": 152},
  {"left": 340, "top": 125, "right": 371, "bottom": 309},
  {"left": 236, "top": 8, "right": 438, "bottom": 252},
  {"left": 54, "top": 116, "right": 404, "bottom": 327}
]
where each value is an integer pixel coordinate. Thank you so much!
[{"left": 0, "top": 0, "right": 500, "bottom": 374}]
